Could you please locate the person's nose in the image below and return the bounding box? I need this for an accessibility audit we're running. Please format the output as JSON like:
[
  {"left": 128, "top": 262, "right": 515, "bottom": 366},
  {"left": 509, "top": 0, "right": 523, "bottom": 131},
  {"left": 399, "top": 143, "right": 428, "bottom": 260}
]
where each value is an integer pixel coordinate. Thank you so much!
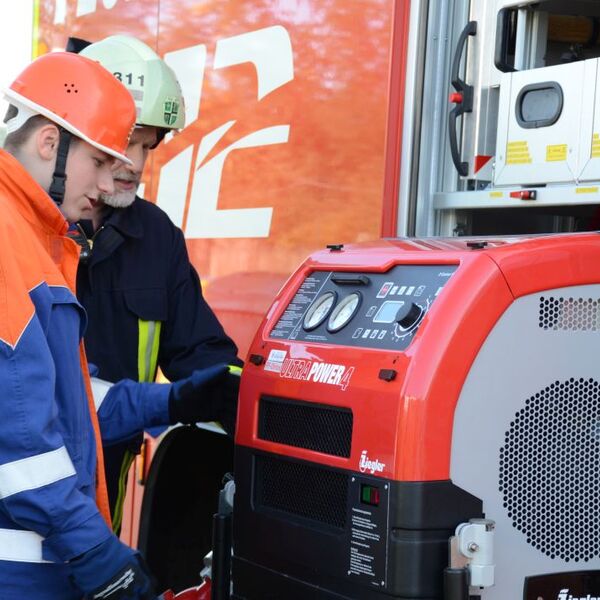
[
  {"left": 98, "top": 166, "right": 115, "bottom": 195},
  {"left": 124, "top": 143, "right": 145, "bottom": 175}
]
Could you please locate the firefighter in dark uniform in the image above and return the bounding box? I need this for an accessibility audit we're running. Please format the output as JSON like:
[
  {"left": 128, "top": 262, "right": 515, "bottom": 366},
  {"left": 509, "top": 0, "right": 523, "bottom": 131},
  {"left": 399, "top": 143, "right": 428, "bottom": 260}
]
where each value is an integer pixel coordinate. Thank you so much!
[{"left": 73, "top": 35, "right": 243, "bottom": 532}]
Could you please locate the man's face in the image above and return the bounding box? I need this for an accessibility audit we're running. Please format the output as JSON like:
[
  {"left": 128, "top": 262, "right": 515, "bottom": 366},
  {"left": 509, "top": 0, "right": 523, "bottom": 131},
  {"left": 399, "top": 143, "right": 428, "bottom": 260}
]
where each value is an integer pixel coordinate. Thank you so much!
[
  {"left": 61, "top": 141, "right": 115, "bottom": 223},
  {"left": 100, "top": 125, "right": 159, "bottom": 208}
]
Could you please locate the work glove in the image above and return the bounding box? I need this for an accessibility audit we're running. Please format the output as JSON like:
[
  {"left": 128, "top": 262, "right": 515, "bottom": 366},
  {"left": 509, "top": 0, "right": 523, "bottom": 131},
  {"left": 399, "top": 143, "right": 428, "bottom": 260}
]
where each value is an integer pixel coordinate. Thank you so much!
[
  {"left": 69, "top": 534, "right": 159, "bottom": 599},
  {"left": 168, "top": 364, "right": 241, "bottom": 435}
]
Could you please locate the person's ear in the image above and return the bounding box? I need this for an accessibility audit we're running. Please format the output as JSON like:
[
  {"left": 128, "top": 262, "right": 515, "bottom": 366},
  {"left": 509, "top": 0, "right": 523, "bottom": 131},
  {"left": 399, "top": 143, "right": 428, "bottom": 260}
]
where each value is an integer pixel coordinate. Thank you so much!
[{"left": 35, "top": 124, "right": 60, "bottom": 161}]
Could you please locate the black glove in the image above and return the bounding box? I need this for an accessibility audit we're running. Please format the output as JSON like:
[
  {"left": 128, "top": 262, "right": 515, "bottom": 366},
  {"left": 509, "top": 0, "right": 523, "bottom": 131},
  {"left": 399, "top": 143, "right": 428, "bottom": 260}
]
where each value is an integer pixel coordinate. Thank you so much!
[
  {"left": 212, "top": 369, "right": 241, "bottom": 436},
  {"left": 69, "top": 535, "right": 158, "bottom": 599},
  {"left": 169, "top": 364, "right": 241, "bottom": 435}
]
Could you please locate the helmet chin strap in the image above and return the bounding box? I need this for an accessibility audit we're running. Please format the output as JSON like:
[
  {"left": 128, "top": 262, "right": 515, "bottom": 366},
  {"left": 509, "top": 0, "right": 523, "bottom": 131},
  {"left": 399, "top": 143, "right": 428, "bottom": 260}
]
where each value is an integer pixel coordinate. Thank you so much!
[{"left": 48, "top": 128, "right": 72, "bottom": 206}]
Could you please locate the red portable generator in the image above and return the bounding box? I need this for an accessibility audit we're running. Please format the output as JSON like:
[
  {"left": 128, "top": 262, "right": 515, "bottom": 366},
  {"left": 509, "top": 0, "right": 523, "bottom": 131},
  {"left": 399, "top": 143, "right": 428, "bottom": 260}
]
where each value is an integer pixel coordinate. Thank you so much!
[{"left": 232, "top": 234, "right": 600, "bottom": 600}]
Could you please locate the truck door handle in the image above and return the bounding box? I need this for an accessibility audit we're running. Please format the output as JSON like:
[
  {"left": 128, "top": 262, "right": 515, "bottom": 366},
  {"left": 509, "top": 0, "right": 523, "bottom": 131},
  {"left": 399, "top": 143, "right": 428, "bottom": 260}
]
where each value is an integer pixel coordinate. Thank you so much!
[{"left": 448, "top": 20, "right": 477, "bottom": 177}]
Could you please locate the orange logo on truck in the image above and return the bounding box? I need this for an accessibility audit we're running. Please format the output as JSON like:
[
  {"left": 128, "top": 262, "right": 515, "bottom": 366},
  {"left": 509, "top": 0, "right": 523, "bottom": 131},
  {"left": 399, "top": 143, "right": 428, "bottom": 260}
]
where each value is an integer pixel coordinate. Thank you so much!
[{"left": 155, "top": 26, "right": 294, "bottom": 240}]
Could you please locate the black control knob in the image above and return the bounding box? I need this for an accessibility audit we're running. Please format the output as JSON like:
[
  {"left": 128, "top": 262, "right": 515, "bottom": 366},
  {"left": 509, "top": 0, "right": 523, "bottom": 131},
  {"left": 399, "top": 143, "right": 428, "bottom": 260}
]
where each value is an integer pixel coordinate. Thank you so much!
[{"left": 396, "top": 302, "right": 423, "bottom": 330}]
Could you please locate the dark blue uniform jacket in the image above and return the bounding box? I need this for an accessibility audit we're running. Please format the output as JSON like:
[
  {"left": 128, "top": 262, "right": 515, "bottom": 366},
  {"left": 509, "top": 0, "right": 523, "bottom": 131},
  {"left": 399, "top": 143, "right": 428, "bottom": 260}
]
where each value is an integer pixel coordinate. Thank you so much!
[{"left": 76, "top": 197, "right": 241, "bottom": 516}]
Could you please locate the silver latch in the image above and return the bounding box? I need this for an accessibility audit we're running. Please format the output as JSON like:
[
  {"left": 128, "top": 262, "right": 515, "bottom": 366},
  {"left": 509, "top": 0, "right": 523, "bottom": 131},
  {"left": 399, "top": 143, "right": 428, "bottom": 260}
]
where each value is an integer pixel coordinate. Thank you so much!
[{"left": 449, "top": 518, "right": 495, "bottom": 588}]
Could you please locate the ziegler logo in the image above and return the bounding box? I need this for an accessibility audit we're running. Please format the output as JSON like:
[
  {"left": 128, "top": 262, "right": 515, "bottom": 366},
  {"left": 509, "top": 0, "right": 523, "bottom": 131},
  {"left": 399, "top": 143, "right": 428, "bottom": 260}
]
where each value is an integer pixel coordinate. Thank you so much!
[
  {"left": 279, "top": 359, "right": 354, "bottom": 390},
  {"left": 359, "top": 450, "right": 385, "bottom": 474},
  {"left": 558, "top": 589, "right": 600, "bottom": 600}
]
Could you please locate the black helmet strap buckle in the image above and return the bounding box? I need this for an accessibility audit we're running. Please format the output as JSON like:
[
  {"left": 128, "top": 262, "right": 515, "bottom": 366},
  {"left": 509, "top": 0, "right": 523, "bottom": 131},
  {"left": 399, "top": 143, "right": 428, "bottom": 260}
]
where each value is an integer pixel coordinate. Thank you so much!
[{"left": 48, "top": 127, "right": 72, "bottom": 206}]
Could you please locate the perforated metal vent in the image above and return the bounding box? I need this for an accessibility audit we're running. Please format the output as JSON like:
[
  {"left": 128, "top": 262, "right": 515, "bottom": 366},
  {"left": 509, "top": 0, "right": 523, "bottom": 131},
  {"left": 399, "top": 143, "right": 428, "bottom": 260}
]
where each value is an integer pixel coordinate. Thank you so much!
[
  {"left": 255, "top": 454, "right": 348, "bottom": 529},
  {"left": 499, "top": 378, "right": 600, "bottom": 562},
  {"left": 258, "top": 396, "right": 353, "bottom": 457},
  {"left": 539, "top": 296, "right": 600, "bottom": 330}
]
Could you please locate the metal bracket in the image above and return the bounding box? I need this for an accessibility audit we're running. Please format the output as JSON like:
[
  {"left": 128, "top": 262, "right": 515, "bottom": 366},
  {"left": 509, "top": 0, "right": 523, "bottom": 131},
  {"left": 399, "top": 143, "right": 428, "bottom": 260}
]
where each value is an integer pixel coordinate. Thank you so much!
[{"left": 449, "top": 518, "right": 495, "bottom": 588}]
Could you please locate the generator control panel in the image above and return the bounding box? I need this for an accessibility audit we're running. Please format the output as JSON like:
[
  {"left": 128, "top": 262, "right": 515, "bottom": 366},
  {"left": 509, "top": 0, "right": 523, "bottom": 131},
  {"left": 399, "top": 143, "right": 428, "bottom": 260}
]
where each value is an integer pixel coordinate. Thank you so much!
[{"left": 270, "top": 264, "right": 457, "bottom": 351}]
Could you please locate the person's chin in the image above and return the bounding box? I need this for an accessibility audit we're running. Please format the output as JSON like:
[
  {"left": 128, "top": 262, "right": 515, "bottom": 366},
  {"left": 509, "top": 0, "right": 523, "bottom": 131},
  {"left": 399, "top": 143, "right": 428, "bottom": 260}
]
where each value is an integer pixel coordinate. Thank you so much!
[
  {"left": 101, "top": 190, "right": 136, "bottom": 208},
  {"left": 59, "top": 205, "right": 82, "bottom": 224}
]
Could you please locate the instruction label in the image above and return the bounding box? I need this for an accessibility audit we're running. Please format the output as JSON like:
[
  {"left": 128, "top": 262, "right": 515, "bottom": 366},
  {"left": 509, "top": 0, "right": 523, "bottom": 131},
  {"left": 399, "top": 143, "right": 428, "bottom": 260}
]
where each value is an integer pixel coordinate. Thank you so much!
[
  {"left": 347, "top": 477, "right": 389, "bottom": 587},
  {"left": 270, "top": 272, "right": 329, "bottom": 339}
]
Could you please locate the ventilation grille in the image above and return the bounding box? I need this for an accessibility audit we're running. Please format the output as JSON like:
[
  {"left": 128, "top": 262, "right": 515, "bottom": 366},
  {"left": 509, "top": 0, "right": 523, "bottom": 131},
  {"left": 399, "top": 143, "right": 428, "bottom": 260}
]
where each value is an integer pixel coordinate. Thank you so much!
[
  {"left": 539, "top": 296, "right": 600, "bottom": 330},
  {"left": 258, "top": 396, "right": 353, "bottom": 458},
  {"left": 255, "top": 454, "right": 348, "bottom": 529},
  {"left": 499, "top": 378, "right": 600, "bottom": 562}
]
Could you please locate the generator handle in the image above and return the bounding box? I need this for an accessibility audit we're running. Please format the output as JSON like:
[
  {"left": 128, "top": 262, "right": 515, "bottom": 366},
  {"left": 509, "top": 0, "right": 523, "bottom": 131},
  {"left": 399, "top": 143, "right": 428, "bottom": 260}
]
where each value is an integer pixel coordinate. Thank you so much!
[
  {"left": 448, "top": 20, "right": 477, "bottom": 177},
  {"left": 331, "top": 274, "right": 370, "bottom": 286}
]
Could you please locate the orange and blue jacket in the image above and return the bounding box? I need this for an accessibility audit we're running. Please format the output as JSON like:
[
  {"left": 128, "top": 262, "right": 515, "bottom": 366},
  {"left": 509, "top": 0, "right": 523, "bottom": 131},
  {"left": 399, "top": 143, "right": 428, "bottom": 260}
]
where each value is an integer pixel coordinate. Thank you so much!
[{"left": 0, "top": 149, "right": 170, "bottom": 598}]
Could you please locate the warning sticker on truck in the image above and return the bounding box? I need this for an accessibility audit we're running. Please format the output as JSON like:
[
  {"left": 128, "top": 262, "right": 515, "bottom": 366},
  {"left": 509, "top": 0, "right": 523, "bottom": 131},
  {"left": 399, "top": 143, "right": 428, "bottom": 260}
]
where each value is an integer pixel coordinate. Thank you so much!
[
  {"left": 546, "top": 144, "right": 568, "bottom": 162},
  {"left": 507, "top": 141, "right": 532, "bottom": 165}
]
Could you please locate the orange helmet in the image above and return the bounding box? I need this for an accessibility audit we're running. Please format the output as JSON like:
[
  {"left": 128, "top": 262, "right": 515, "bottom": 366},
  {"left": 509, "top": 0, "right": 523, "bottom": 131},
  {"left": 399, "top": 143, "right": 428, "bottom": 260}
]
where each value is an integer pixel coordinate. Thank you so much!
[{"left": 4, "top": 52, "right": 135, "bottom": 164}]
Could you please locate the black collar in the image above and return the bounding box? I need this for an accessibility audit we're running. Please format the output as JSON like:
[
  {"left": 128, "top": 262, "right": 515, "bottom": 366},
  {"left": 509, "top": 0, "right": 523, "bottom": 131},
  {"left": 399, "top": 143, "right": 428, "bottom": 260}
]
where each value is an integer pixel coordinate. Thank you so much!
[{"left": 79, "top": 196, "right": 144, "bottom": 240}]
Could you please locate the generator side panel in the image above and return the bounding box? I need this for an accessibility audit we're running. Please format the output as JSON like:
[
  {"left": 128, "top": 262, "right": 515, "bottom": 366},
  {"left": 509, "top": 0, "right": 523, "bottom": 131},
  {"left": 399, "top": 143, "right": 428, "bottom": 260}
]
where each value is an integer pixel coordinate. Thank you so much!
[{"left": 450, "top": 284, "right": 600, "bottom": 599}]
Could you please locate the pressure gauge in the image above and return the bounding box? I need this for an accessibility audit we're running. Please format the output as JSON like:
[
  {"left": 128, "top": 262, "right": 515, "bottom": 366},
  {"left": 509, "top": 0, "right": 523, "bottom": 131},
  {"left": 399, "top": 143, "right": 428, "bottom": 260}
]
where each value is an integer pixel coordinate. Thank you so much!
[
  {"left": 327, "top": 292, "right": 362, "bottom": 332},
  {"left": 303, "top": 291, "right": 337, "bottom": 331}
]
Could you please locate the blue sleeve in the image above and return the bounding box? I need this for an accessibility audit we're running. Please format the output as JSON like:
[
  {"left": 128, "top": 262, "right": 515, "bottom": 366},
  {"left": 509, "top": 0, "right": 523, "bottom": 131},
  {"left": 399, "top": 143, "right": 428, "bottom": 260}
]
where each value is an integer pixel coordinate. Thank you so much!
[
  {"left": 0, "top": 317, "right": 112, "bottom": 562},
  {"left": 158, "top": 227, "right": 243, "bottom": 381},
  {"left": 96, "top": 379, "right": 171, "bottom": 445}
]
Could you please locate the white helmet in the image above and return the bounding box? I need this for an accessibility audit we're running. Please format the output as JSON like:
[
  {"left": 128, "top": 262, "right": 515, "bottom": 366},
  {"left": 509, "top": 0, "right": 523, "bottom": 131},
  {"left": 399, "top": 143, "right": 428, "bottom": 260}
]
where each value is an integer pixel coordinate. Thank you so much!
[{"left": 80, "top": 35, "right": 185, "bottom": 136}]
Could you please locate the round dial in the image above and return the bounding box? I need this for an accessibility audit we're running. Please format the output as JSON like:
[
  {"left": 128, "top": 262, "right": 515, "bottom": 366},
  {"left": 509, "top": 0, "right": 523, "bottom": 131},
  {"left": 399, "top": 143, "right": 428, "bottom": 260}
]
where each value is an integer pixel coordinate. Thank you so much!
[
  {"left": 396, "top": 302, "right": 424, "bottom": 330},
  {"left": 327, "top": 292, "right": 362, "bottom": 332},
  {"left": 303, "top": 291, "right": 337, "bottom": 331}
]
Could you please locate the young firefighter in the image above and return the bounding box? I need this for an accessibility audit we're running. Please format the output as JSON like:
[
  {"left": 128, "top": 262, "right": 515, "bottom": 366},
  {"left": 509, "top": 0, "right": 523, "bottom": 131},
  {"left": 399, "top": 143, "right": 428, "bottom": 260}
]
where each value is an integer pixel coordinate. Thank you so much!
[
  {"left": 0, "top": 52, "right": 233, "bottom": 599},
  {"left": 73, "top": 35, "right": 243, "bottom": 531}
]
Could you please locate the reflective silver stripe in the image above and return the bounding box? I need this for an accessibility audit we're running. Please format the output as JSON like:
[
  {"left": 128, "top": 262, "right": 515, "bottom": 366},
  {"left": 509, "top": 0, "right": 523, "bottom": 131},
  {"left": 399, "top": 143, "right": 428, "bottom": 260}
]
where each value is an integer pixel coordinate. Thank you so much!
[
  {"left": 0, "top": 529, "right": 50, "bottom": 563},
  {"left": 91, "top": 376, "right": 113, "bottom": 411},
  {"left": 0, "top": 447, "right": 76, "bottom": 499}
]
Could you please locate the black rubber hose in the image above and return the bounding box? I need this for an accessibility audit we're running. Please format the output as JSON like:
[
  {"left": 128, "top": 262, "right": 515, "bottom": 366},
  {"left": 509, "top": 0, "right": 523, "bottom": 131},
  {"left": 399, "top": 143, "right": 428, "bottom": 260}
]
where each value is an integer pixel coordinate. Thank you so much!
[
  {"left": 211, "top": 513, "right": 232, "bottom": 600},
  {"left": 443, "top": 567, "right": 469, "bottom": 600}
]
